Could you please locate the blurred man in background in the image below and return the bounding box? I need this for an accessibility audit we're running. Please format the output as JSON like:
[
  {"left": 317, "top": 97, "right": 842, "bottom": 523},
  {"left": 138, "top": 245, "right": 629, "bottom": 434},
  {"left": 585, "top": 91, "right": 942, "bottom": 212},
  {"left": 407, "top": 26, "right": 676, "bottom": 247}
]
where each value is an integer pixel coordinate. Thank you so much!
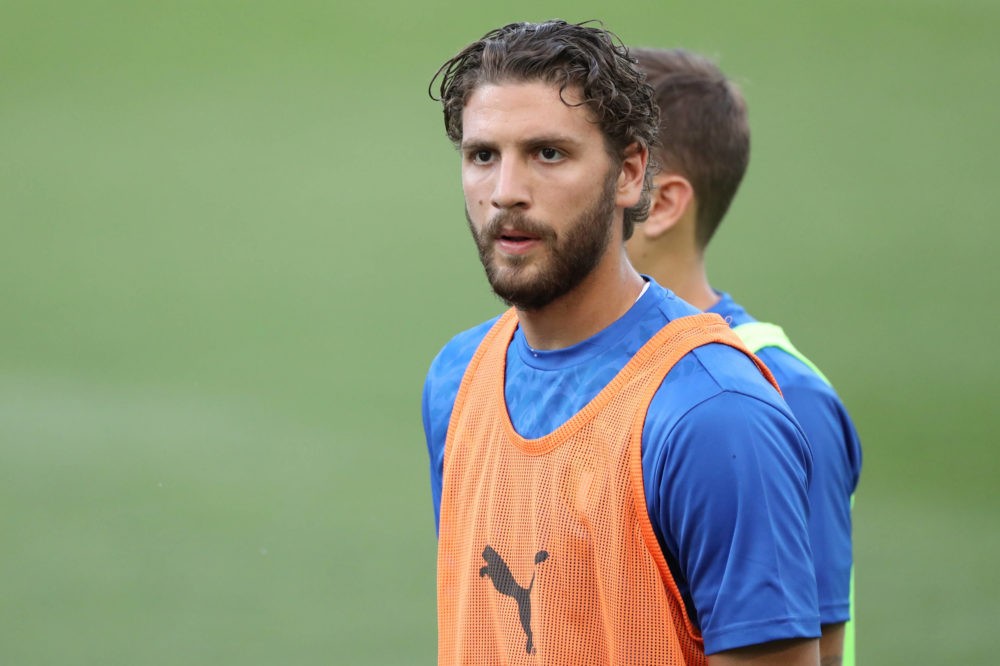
[
  {"left": 424, "top": 20, "right": 823, "bottom": 665},
  {"left": 626, "top": 46, "right": 863, "bottom": 665}
]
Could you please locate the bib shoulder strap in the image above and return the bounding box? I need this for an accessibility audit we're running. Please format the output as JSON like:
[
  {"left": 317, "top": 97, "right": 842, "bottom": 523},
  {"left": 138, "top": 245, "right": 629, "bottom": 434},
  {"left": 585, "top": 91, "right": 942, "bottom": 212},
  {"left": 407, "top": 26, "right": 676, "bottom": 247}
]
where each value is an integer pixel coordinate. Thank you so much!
[
  {"left": 445, "top": 309, "right": 518, "bottom": 447},
  {"left": 731, "top": 321, "right": 831, "bottom": 386}
]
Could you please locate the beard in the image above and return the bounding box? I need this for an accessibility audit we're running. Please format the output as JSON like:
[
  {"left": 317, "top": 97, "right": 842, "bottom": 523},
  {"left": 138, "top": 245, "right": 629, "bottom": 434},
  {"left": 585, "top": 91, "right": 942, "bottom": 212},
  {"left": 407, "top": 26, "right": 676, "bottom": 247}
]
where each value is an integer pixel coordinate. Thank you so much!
[{"left": 466, "top": 173, "right": 618, "bottom": 311}]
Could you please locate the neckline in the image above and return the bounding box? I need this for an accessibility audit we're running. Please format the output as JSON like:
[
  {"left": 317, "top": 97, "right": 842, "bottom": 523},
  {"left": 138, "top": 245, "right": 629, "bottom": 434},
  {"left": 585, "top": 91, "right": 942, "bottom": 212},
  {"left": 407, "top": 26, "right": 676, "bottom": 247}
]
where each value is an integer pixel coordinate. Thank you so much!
[
  {"left": 495, "top": 285, "right": 679, "bottom": 455},
  {"left": 512, "top": 278, "right": 658, "bottom": 371}
]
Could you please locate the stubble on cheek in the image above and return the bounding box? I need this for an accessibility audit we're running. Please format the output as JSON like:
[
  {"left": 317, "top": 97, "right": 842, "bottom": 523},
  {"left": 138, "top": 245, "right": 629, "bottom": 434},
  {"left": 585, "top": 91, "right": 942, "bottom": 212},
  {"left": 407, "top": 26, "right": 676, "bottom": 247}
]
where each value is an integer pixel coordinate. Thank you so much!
[{"left": 462, "top": 170, "right": 617, "bottom": 311}]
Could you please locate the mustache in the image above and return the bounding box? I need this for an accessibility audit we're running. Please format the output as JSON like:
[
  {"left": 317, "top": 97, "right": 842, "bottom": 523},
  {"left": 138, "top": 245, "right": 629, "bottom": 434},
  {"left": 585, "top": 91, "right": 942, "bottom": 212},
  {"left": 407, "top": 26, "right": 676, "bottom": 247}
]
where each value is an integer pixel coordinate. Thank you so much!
[{"left": 478, "top": 209, "right": 556, "bottom": 242}]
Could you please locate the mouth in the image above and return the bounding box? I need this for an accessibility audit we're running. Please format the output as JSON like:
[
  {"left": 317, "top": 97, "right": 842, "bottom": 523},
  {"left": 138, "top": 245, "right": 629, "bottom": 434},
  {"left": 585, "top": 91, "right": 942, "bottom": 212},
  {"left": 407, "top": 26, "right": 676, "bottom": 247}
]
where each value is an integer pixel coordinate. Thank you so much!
[
  {"left": 499, "top": 229, "right": 539, "bottom": 242},
  {"left": 495, "top": 228, "right": 542, "bottom": 256}
]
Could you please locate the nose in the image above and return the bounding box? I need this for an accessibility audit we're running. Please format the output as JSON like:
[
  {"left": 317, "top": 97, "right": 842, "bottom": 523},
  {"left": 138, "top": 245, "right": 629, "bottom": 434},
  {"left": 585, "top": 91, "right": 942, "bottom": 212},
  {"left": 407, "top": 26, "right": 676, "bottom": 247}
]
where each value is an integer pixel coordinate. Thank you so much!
[{"left": 491, "top": 157, "right": 530, "bottom": 210}]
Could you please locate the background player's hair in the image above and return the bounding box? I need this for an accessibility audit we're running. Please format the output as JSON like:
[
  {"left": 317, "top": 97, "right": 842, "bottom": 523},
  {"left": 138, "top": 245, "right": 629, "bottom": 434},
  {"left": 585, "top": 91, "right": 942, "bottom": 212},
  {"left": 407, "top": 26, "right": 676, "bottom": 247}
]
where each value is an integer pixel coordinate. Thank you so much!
[
  {"left": 431, "top": 20, "right": 659, "bottom": 238},
  {"left": 632, "top": 47, "right": 750, "bottom": 248}
]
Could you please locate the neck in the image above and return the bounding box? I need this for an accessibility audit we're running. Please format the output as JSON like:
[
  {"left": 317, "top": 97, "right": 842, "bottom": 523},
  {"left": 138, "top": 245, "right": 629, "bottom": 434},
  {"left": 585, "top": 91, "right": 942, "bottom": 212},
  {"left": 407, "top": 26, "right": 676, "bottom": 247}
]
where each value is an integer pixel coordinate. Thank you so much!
[
  {"left": 634, "top": 241, "right": 719, "bottom": 311},
  {"left": 516, "top": 248, "right": 644, "bottom": 350}
]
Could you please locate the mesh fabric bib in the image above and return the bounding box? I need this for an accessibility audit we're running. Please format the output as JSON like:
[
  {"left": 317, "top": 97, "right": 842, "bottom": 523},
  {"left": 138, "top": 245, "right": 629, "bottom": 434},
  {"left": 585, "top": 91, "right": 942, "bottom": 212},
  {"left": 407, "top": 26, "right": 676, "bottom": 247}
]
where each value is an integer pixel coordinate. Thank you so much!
[{"left": 437, "top": 309, "right": 779, "bottom": 665}]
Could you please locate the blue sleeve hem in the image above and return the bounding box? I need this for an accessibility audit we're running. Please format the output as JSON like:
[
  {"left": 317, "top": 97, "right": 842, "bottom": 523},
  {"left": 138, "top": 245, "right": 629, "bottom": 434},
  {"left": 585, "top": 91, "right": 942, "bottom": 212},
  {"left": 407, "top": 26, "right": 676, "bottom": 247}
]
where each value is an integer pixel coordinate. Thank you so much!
[
  {"left": 703, "top": 615, "right": 821, "bottom": 655},
  {"left": 819, "top": 601, "right": 851, "bottom": 625}
]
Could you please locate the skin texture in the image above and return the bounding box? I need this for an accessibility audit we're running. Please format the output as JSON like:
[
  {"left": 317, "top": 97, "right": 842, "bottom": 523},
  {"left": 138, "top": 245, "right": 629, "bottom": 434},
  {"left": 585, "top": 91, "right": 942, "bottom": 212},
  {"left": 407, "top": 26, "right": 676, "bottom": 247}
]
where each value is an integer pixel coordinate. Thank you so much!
[
  {"left": 625, "top": 173, "right": 718, "bottom": 310},
  {"left": 460, "top": 80, "right": 647, "bottom": 350},
  {"left": 819, "top": 623, "right": 845, "bottom": 665}
]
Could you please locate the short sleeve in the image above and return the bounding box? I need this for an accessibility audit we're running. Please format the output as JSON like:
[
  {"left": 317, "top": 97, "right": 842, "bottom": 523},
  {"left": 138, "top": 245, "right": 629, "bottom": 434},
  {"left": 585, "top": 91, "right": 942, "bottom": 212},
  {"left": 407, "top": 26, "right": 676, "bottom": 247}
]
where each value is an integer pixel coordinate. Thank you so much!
[
  {"left": 643, "top": 389, "right": 821, "bottom": 654},
  {"left": 772, "top": 367, "right": 862, "bottom": 624}
]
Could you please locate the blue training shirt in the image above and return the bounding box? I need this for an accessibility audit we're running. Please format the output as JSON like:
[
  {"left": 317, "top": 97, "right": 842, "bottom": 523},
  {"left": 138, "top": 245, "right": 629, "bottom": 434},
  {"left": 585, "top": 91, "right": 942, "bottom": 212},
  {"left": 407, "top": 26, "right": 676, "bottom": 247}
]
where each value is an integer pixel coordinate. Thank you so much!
[
  {"left": 710, "top": 291, "right": 862, "bottom": 627},
  {"left": 422, "top": 279, "right": 821, "bottom": 654}
]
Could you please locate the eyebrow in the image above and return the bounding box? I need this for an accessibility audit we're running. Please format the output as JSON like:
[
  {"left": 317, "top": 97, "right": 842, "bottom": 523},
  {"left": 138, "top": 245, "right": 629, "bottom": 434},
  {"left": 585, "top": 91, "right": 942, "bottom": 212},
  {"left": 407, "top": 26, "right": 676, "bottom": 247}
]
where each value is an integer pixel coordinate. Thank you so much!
[{"left": 460, "top": 134, "right": 584, "bottom": 152}]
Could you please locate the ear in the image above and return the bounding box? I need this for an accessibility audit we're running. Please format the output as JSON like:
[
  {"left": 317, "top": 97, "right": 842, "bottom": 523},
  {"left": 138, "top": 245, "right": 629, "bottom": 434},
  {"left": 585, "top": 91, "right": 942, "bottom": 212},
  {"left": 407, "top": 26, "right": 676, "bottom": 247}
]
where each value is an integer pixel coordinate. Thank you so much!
[
  {"left": 615, "top": 142, "right": 649, "bottom": 209},
  {"left": 640, "top": 174, "right": 695, "bottom": 240}
]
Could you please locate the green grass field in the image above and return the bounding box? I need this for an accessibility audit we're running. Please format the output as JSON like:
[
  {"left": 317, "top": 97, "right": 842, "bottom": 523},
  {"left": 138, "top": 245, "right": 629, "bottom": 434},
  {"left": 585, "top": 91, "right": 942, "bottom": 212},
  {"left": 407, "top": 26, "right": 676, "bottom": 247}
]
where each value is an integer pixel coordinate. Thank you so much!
[{"left": 2, "top": 1, "right": 997, "bottom": 663}]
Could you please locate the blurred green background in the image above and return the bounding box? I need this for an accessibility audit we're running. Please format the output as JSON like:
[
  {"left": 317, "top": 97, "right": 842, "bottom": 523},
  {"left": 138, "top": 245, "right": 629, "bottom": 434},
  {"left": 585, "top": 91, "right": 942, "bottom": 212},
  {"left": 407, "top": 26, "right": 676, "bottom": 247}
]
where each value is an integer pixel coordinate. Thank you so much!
[{"left": 2, "top": 1, "right": 997, "bottom": 663}]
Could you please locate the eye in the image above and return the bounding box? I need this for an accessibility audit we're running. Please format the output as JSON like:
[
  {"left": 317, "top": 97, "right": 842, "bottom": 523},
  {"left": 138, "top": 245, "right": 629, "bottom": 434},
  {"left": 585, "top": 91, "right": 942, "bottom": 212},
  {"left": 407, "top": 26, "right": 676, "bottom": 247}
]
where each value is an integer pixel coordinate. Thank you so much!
[
  {"left": 469, "top": 149, "right": 494, "bottom": 165},
  {"left": 538, "top": 147, "right": 564, "bottom": 162}
]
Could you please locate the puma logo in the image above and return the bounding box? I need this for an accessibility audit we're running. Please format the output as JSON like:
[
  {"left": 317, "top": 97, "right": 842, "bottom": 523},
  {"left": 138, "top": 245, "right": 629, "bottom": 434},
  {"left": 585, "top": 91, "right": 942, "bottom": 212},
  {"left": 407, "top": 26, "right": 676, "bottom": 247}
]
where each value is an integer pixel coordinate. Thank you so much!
[{"left": 479, "top": 545, "right": 550, "bottom": 655}]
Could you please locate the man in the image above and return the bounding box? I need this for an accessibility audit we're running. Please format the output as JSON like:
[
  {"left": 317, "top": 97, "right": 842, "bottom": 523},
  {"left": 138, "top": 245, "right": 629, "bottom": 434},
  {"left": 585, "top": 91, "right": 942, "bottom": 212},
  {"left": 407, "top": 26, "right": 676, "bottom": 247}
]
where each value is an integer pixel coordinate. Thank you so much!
[
  {"left": 625, "top": 47, "right": 863, "bottom": 665},
  {"left": 423, "top": 20, "right": 821, "bottom": 664}
]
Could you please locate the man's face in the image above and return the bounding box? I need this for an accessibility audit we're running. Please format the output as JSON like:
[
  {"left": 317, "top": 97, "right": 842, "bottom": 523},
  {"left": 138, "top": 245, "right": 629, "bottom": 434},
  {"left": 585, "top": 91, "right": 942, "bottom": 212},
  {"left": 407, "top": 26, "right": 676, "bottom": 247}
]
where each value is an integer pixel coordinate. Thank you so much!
[{"left": 460, "top": 81, "right": 622, "bottom": 311}]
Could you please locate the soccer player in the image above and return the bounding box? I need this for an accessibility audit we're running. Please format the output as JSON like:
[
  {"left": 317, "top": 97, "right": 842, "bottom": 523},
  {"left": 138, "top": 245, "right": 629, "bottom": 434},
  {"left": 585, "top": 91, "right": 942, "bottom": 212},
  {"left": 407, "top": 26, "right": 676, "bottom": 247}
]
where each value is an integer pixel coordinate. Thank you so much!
[
  {"left": 625, "top": 47, "right": 863, "bottom": 665},
  {"left": 423, "top": 20, "right": 822, "bottom": 664}
]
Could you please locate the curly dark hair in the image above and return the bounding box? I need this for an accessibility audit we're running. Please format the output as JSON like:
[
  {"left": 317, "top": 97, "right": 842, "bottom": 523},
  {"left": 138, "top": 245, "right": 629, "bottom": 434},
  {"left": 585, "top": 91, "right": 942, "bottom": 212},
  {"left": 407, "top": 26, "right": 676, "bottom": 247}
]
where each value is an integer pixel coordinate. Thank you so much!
[
  {"left": 631, "top": 47, "right": 750, "bottom": 248},
  {"left": 429, "top": 20, "right": 660, "bottom": 238}
]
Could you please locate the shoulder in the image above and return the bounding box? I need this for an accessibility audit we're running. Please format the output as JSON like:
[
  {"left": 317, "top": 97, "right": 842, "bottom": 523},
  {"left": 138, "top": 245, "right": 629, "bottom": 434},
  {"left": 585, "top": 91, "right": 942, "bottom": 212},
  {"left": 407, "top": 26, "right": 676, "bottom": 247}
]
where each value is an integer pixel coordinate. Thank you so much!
[
  {"left": 643, "top": 346, "right": 809, "bottom": 480},
  {"left": 641, "top": 286, "right": 801, "bottom": 448},
  {"left": 754, "top": 346, "right": 852, "bottom": 428},
  {"left": 641, "top": 330, "right": 812, "bottom": 509},
  {"left": 755, "top": 346, "right": 832, "bottom": 394},
  {"left": 707, "top": 294, "right": 863, "bottom": 504},
  {"left": 425, "top": 317, "right": 500, "bottom": 388},
  {"left": 755, "top": 347, "right": 862, "bottom": 488},
  {"left": 708, "top": 293, "right": 837, "bottom": 401},
  {"left": 422, "top": 316, "right": 501, "bottom": 437},
  {"left": 707, "top": 293, "right": 851, "bottom": 439},
  {"left": 672, "top": 340, "right": 796, "bottom": 418}
]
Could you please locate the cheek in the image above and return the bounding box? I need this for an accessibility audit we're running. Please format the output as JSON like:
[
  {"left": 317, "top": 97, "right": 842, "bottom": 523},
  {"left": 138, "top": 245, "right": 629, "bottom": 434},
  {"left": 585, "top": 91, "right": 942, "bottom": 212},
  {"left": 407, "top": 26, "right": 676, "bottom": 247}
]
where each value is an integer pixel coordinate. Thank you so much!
[
  {"left": 462, "top": 191, "right": 485, "bottom": 209},
  {"left": 461, "top": 174, "right": 486, "bottom": 207},
  {"left": 462, "top": 185, "right": 487, "bottom": 209}
]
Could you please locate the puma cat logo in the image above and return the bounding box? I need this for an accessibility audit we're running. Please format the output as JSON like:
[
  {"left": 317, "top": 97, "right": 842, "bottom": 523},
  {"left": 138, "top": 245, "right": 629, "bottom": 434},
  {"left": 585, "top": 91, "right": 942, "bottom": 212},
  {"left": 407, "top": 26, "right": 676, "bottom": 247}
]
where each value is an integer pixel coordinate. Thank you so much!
[{"left": 479, "top": 545, "right": 550, "bottom": 654}]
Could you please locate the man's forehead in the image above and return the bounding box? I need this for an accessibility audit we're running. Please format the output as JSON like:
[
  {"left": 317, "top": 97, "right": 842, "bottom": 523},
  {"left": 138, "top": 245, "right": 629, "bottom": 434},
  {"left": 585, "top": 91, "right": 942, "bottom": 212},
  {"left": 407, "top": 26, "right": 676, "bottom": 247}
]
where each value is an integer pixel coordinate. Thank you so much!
[
  {"left": 460, "top": 81, "right": 598, "bottom": 142},
  {"left": 466, "top": 79, "right": 586, "bottom": 109}
]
